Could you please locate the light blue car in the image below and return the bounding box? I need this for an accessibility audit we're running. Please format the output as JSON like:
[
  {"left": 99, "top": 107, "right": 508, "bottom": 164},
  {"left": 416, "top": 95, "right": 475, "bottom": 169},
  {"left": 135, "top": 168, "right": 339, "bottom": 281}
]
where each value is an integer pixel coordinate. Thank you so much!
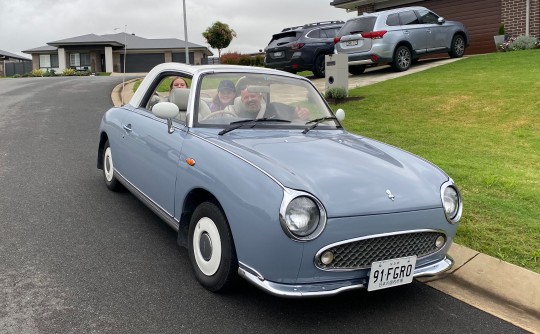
[{"left": 97, "top": 63, "right": 462, "bottom": 297}]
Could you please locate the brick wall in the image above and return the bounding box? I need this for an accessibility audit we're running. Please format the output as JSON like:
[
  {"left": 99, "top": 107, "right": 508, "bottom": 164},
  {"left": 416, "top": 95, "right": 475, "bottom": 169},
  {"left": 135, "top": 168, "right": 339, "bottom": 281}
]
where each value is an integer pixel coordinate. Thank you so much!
[
  {"left": 502, "top": 0, "right": 540, "bottom": 38},
  {"left": 356, "top": 4, "right": 374, "bottom": 14}
]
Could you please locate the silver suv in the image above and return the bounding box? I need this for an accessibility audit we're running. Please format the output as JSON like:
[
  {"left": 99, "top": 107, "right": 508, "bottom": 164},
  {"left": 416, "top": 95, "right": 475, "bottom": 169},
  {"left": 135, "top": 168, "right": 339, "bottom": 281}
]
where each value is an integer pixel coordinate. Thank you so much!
[{"left": 334, "top": 6, "right": 469, "bottom": 74}]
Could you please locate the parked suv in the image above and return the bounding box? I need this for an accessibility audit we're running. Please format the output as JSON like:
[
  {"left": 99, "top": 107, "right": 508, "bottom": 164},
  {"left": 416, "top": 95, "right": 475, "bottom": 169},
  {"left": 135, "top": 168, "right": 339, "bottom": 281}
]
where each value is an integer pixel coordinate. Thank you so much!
[
  {"left": 334, "top": 6, "right": 469, "bottom": 74},
  {"left": 264, "top": 21, "right": 344, "bottom": 78}
]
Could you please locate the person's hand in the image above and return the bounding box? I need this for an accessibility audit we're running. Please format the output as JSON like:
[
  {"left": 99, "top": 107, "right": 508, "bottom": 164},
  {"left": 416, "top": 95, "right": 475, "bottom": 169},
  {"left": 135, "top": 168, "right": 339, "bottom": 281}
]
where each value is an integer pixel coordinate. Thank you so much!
[{"left": 295, "top": 106, "right": 310, "bottom": 120}]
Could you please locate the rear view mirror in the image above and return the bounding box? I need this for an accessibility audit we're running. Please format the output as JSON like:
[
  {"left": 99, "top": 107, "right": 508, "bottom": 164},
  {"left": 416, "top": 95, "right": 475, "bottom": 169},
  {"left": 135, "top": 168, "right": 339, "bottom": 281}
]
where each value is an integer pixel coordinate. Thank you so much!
[
  {"left": 438, "top": 17, "right": 445, "bottom": 24},
  {"left": 335, "top": 108, "right": 345, "bottom": 122}
]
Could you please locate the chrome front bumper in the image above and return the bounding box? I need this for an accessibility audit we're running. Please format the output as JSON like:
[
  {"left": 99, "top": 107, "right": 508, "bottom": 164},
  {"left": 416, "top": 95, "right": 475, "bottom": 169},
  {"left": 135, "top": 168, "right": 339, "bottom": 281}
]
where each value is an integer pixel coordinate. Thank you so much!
[{"left": 238, "top": 256, "right": 453, "bottom": 298}]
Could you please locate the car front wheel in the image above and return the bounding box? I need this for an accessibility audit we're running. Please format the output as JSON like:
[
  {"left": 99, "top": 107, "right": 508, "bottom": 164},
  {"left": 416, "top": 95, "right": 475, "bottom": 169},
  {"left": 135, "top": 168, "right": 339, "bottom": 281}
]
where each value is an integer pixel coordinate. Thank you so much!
[
  {"left": 188, "top": 201, "right": 237, "bottom": 292},
  {"left": 103, "top": 140, "right": 121, "bottom": 191},
  {"left": 449, "top": 35, "right": 465, "bottom": 58},
  {"left": 392, "top": 46, "right": 412, "bottom": 72}
]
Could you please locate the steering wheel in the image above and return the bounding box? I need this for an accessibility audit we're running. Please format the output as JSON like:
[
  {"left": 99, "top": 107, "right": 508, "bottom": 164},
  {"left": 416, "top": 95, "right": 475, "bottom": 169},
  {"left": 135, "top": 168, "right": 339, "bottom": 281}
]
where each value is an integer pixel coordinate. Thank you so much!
[{"left": 202, "top": 110, "right": 237, "bottom": 121}]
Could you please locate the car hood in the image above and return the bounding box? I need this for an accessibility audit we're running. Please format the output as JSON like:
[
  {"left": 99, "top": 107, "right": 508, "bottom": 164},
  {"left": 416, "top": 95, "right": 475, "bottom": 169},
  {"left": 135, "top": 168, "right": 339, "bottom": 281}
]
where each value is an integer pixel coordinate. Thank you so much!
[{"left": 203, "top": 129, "right": 449, "bottom": 217}]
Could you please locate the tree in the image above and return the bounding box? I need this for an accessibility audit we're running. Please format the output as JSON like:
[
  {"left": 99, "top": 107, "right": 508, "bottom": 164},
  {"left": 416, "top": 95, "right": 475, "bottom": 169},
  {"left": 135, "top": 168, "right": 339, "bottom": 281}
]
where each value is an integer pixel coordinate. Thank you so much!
[{"left": 202, "top": 21, "right": 237, "bottom": 59}]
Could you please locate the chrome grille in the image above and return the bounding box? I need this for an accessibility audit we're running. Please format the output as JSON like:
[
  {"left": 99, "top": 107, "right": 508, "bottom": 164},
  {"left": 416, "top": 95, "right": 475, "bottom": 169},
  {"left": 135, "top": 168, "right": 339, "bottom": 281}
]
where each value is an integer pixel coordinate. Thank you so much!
[{"left": 317, "top": 231, "right": 446, "bottom": 270}]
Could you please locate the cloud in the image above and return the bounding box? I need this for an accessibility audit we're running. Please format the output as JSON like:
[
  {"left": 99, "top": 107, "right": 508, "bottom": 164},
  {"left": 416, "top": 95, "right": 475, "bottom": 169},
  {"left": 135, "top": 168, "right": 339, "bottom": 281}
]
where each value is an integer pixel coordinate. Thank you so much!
[{"left": 1, "top": 0, "right": 357, "bottom": 57}]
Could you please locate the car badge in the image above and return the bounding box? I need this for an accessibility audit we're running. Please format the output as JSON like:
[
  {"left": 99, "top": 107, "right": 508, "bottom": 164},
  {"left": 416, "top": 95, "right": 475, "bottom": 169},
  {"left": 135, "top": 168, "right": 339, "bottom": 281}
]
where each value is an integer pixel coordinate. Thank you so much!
[{"left": 386, "top": 189, "right": 395, "bottom": 201}]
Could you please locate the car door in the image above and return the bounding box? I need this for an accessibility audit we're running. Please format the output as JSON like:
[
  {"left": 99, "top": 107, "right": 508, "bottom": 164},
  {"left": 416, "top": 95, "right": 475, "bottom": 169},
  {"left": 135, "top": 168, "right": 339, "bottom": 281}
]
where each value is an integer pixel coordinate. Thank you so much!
[
  {"left": 119, "top": 104, "right": 187, "bottom": 217},
  {"left": 399, "top": 10, "right": 427, "bottom": 55},
  {"left": 416, "top": 8, "right": 447, "bottom": 51}
]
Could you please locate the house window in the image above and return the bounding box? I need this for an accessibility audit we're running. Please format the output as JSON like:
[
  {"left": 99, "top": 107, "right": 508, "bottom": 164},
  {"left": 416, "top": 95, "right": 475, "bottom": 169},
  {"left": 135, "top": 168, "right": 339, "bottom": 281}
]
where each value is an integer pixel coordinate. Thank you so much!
[
  {"left": 39, "top": 54, "right": 59, "bottom": 68},
  {"left": 51, "top": 54, "right": 59, "bottom": 67},
  {"left": 70, "top": 53, "right": 90, "bottom": 67},
  {"left": 40, "top": 54, "right": 51, "bottom": 68}
]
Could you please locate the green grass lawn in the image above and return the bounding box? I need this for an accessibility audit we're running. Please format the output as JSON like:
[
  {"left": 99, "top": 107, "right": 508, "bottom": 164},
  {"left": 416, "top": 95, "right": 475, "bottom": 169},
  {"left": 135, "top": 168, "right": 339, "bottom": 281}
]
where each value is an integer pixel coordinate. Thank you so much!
[{"left": 337, "top": 49, "right": 540, "bottom": 273}]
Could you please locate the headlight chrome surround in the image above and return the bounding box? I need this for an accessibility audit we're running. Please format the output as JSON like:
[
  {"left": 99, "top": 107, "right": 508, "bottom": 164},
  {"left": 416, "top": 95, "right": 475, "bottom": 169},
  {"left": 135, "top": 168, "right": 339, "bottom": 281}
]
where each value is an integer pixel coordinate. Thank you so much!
[
  {"left": 441, "top": 180, "right": 463, "bottom": 224},
  {"left": 279, "top": 189, "right": 327, "bottom": 241}
]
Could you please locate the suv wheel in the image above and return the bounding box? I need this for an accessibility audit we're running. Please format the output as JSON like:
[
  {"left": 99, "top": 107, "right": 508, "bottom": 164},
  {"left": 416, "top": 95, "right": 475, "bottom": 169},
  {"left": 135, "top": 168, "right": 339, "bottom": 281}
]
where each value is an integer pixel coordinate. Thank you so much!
[
  {"left": 313, "top": 54, "right": 326, "bottom": 78},
  {"left": 349, "top": 65, "right": 366, "bottom": 75},
  {"left": 449, "top": 35, "right": 465, "bottom": 58},
  {"left": 392, "top": 46, "right": 412, "bottom": 72}
]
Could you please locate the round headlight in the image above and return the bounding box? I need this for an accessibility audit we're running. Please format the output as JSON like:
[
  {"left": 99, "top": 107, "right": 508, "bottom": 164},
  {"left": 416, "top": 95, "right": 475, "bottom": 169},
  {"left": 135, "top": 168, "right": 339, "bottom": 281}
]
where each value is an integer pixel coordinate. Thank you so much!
[
  {"left": 284, "top": 196, "right": 320, "bottom": 237},
  {"left": 442, "top": 184, "right": 462, "bottom": 223}
]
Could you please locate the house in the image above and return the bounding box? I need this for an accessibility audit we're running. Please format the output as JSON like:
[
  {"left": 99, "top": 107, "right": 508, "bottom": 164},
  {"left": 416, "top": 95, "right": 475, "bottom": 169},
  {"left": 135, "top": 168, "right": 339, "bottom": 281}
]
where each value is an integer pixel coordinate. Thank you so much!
[
  {"left": 330, "top": 0, "right": 540, "bottom": 54},
  {"left": 0, "top": 50, "right": 31, "bottom": 77},
  {"left": 22, "top": 32, "right": 213, "bottom": 74}
]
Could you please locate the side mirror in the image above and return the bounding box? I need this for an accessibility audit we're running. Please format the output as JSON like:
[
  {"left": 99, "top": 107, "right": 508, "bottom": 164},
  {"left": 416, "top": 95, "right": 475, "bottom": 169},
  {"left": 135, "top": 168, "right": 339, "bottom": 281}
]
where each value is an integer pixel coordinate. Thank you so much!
[
  {"left": 152, "top": 102, "right": 179, "bottom": 119},
  {"left": 335, "top": 108, "right": 345, "bottom": 122},
  {"left": 152, "top": 102, "right": 180, "bottom": 134},
  {"left": 438, "top": 17, "right": 445, "bottom": 24}
]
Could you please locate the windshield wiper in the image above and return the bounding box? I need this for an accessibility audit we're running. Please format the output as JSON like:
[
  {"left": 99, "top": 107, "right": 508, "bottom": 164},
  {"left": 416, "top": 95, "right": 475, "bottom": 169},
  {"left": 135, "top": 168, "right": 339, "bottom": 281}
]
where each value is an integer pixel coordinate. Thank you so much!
[
  {"left": 219, "top": 118, "right": 291, "bottom": 135},
  {"left": 302, "top": 116, "right": 338, "bottom": 134}
]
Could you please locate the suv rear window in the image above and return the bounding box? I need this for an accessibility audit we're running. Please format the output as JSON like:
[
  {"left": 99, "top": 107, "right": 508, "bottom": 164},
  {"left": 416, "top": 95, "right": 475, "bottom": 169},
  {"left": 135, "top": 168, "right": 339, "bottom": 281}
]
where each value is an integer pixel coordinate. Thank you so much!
[
  {"left": 339, "top": 17, "right": 377, "bottom": 36},
  {"left": 267, "top": 31, "right": 301, "bottom": 48}
]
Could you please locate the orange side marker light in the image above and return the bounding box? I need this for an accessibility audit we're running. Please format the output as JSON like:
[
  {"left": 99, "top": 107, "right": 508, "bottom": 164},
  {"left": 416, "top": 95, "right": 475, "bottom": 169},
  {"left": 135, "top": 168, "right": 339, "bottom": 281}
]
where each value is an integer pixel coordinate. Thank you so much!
[{"left": 186, "top": 158, "right": 196, "bottom": 166}]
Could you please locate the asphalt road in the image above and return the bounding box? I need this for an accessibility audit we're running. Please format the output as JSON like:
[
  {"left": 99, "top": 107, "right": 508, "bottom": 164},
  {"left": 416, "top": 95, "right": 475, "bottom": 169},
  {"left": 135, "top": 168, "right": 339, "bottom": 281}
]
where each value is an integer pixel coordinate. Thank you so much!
[{"left": 0, "top": 77, "right": 528, "bottom": 334}]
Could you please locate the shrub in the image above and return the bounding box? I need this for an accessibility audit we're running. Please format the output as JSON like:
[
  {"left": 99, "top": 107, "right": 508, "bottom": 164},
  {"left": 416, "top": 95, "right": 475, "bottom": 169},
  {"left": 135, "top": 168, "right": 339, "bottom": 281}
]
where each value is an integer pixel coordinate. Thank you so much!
[
  {"left": 43, "top": 69, "right": 56, "bottom": 77},
  {"left": 325, "top": 87, "right": 348, "bottom": 100},
  {"left": 62, "top": 68, "right": 76, "bottom": 76},
  {"left": 499, "top": 35, "right": 539, "bottom": 51},
  {"left": 31, "top": 69, "right": 44, "bottom": 77},
  {"left": 220, "top": 52, "right": 241, "bottom": 65},
  {"left": 238, "top": 55, "right": 252, "bottom": 66},
  {"left": 12, "top": 74, "right": 22, "bottom": 78},
  {"left": 498, "top": 24, "right": 505, "bottom": 36}
]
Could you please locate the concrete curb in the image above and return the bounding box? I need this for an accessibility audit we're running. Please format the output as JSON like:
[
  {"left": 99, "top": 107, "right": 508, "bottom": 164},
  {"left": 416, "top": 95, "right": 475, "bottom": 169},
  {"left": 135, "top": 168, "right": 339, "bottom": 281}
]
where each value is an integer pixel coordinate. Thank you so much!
[
  {"left": 111, "top": 78, "right": 142, "bottom": 107},
  {"left": 418, "top": 244, "right": 540, "bottom": 333}
]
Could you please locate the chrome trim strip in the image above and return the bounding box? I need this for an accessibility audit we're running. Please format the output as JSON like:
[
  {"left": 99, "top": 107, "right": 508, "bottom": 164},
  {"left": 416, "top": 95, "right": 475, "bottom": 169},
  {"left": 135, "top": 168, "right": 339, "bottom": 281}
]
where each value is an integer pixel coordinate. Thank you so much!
[
  {"left": 314, "top": 229, "right": 447, "bottom": 272},
  {"left": 188, "top": 132, "right": 287, "bottom": 190},
  {"left": 238, "top": 267, "right": 366, "bottom": 298},
  {"left": 349, "top": 59, "right": 375, "bottom": 65},
  {"left": 114, "top": 168, "right": 180, "bottom": 231},
  {"left": 237, "top": 256, "right": 453, "bottom": 298},
  {"left": 413, "top": 255, "right": 453, "bottom": 277},
  {"left": 238, "top": 262, "right": 265, "bottom": 281}
]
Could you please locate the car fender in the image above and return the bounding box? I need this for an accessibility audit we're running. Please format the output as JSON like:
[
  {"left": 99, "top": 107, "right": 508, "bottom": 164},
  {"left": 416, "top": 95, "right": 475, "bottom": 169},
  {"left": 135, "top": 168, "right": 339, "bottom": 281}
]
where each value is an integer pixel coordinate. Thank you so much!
[{"left": 174, "top": 131, "right": 304, "bottom": 284}]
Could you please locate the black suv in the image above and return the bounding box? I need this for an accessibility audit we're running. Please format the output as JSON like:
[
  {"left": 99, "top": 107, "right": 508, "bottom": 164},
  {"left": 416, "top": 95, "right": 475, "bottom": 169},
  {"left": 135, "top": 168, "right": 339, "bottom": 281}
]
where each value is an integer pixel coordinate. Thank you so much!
[{"left": 264, "top": 21, "right": 344, "bottom": 78}]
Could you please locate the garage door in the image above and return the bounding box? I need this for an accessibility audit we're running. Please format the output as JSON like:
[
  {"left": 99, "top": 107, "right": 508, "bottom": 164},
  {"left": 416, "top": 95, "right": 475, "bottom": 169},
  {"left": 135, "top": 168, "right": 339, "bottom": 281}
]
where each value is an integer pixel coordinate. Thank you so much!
[
  {"left": 120, "top": 53, "right": 165, "bottom": 73},
  {"left": 414, "top": 0, "right": 501, "bottom": 54},
  {"left": 381, "top": 0, "right": 501, "bottom": 54}
]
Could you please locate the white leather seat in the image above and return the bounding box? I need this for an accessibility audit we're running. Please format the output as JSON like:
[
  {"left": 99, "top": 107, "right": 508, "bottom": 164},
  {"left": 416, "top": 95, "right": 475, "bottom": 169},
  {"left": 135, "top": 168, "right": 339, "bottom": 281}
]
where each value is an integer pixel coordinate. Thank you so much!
[{"left": 169, "top": 88, "right": 190, "bottom": 122}]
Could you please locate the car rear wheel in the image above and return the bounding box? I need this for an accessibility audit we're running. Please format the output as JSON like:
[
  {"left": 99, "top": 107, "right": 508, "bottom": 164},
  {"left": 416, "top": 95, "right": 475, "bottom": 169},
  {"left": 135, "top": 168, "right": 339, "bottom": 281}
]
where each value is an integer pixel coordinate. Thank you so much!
[
  {"left": 103, "top": 140, "right": 121, "bottom": 191},
  {"left": 392, "top": 46, "right": 412, "bottom": 72},
  {"left": 449, "top": 35, "right": 465, "bottom": 58},
  {"left": 188, "top": 201, "right": 237, "bottom": 292},
  {"left": 313, "top": 54, "right": 326, "bottom": 78},
  {"left": 348, "top": 65, "right": 366, "bottom": 75}
]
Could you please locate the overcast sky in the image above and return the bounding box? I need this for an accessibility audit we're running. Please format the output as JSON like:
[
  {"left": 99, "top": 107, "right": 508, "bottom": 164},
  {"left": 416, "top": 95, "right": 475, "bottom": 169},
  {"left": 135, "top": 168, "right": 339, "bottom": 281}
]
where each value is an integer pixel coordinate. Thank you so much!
[{"left": 1, "top": 0, "right": 358, "bottom": 58}]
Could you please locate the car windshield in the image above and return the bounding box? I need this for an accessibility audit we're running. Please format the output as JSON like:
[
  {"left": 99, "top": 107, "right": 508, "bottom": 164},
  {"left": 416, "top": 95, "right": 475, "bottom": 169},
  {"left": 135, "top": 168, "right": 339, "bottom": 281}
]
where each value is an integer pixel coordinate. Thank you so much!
[{"left": 195, "top": 72, "right": 339, "bottom": 130}]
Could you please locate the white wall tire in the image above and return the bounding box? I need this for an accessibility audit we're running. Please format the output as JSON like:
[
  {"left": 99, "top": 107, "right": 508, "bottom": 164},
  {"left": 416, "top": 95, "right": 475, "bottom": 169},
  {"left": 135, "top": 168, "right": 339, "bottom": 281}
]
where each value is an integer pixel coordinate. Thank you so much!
[
  {"left": 188, "top": 202, "right": 237, "bottom": 292},
  {"left": 102, "top": 140, "right": 121, "bottom": 191},
  {"left": 192, "top": 217, "right": 222, "bottom": 276}
]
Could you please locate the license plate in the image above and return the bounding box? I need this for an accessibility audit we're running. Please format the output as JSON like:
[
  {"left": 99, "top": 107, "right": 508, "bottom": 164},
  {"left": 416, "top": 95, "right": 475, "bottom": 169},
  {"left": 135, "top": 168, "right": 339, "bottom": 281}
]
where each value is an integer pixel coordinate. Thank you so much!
[
  {"left": 368, "top": 256, "right": 417, "bottom": 291},
  {"left": 273, "top": 51, "right": 283, "bottom": 57},
  {"left": 345, "top": 40, "right": 358, "bottom": 46}
]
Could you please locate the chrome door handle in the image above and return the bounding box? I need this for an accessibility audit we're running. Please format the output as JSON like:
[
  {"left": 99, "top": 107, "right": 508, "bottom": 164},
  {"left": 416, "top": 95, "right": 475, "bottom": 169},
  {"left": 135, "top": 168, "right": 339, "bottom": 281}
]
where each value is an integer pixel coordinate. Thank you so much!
[{"left": 123, "top": 124, "right": 132, "bottom": 132}]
